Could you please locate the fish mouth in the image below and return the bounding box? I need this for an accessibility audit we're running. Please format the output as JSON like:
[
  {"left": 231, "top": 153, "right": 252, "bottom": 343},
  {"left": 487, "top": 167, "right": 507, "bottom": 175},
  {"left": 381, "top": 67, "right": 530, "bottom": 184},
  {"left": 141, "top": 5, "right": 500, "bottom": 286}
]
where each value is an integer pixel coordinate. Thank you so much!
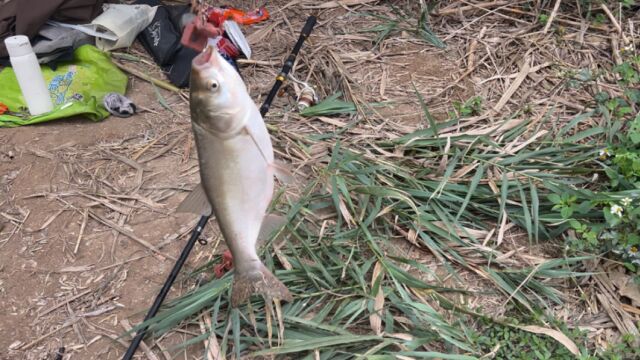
[{"left": 193, "top": 45, "right": 217, "bottom": 69}]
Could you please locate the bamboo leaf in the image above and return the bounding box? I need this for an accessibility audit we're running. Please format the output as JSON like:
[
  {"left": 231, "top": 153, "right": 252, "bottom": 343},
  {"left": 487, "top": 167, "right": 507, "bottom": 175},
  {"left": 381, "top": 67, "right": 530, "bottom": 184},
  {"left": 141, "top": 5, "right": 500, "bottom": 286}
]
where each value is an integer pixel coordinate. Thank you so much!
[{"left": 252, "top": 335, "right": 381, "bottom": 355}]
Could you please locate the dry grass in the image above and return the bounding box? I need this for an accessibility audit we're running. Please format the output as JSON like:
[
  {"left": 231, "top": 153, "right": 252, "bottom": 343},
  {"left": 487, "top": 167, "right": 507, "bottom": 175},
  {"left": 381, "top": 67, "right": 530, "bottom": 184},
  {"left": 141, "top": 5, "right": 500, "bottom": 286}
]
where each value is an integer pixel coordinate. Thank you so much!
[{"left": 2, "top": 0, "right": 639, "bottom": 359}]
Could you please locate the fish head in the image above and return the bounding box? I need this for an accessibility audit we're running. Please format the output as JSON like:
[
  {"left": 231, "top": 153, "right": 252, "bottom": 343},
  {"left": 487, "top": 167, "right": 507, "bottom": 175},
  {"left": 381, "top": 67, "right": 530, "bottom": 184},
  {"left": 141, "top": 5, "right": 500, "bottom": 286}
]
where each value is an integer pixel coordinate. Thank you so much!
[{"left": 189, "top": 45, "right": 248, "bottom": 135}]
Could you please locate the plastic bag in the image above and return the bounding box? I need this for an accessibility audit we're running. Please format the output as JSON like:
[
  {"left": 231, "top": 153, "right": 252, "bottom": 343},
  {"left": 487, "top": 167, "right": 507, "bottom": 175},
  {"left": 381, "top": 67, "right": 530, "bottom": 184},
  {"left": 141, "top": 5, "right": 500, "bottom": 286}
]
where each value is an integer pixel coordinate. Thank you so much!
[
  {"left": 92, "top": 4, "right": 158, "bottom": 51},
  {"left": 0, "top": 44, "right": 128, "bottom": 127}
]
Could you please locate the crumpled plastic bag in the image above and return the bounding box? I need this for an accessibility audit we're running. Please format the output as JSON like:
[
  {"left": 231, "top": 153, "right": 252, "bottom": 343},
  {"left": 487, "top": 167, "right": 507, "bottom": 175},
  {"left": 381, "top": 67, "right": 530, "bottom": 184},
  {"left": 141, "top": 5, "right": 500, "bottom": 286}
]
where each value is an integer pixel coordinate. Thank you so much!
[
  {"left": 92, "top": 4, "right": 158, "bottom": 51},
  {"left": 0, "top": 44, "right": 128, "bottom": 127},
  {"left": 45, "top": 4, "right": 158, "bottom": 51}
]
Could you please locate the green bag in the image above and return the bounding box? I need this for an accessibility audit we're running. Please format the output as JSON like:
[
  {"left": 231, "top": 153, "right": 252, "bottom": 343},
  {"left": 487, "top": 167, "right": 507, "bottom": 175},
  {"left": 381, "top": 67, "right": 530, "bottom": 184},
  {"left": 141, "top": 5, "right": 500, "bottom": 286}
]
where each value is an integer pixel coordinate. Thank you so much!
[{"left": 0, "top": 45, "right": 128, "bottom": 127}]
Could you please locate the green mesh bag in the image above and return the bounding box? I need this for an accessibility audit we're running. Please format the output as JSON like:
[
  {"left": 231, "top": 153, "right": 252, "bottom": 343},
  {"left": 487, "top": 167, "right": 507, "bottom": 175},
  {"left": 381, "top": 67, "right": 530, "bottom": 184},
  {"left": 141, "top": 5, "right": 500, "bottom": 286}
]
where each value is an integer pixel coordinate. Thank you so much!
[{"left": 0, "top": 44, "right": 128, "bottom": 127}]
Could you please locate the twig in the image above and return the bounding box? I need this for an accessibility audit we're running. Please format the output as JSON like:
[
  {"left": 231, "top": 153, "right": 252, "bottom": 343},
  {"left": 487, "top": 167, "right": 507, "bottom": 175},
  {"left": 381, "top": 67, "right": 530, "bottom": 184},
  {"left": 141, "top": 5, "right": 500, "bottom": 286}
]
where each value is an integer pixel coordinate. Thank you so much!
[
  {"left": 18, "top": 325, "right": 74, "bottom": 350},
  {"left": 502, "top": 7, "right": 610, "bottom": 32},
  {"left": 237, "top": 59, "right": 280, "bottom": 66},
  {"left": 139, "top": 134, "right": 187, "bottom": 164},
  {"left": 467, "top": 27, "right": 486, "bottom": 72},
  {"left": 38, "top": 289, "right": 93, "bottom": 317},
  {"left": 434, "top": 1, "right": 510, "bottom": 16},
  {"left": 302, "top": 0, "right": 378, "bottom": 9},
  {"left": 96, "top": 254, "right": 149, "bottom": 271},
  {"left": 121, "top": 320, "right": 161, "bottom": 360},
  {"left": 74, "top": 210, "right": 88, "bottom": 254},
  {"left": 492, "top": 54, "right": 532, "bottom": 113},
  {"left": 114, "top": 61, "right": 182, "bottom": 93},
  {"left": 34, "top": 207, "right": 67, "bottom": 232},
  {"left": 600, "top": 3, "right": 630, "bottom": 44},
  {"left": 88, "top": 210, "right": 176, "bottom": 261},
  {"left": 542, "top": 0, "right": 562, "bottom": 34},
  {"left": 502, "top": 262, "right": 544, "bottom": 306}
]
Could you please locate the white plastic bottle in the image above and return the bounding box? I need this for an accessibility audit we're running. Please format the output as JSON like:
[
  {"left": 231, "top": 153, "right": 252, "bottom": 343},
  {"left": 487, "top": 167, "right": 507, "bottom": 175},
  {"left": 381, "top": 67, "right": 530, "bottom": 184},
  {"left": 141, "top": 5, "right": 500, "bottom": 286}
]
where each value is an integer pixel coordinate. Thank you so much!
[{"left": 4, "top": 35, "right": 53, "bottom": 116}]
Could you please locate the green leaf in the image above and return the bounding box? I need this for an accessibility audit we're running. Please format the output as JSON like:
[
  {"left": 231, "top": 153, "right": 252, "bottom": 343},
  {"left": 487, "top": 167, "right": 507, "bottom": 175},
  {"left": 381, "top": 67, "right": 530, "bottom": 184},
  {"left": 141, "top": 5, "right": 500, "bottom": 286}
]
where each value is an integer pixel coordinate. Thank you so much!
[
  {"left": 548, "top": 194, "right": 562, "bottom": 204},
  {"left": 456, "top": 164, "right": 484, "bottom": 220},
  {"left": 530, "top": 181, "right": 540, "bottom": 242},
  {"left": 413, "top": 82, "right": 439, "bottom": 139},
  {"left": 252, "top": 335, "right": 381, "bottom": 355},
  {"left": 603, "top": 207, "right": 622, "bottom": 226},
  {"left": 565, "top": 127, "right": 604, "bottom": 143},
  {"left": 560, "top": 206, "right": 574, "bottom": 219},
  {"left": 231, "top": 308, "right": 241, "bottom": 359},
  {"left": 300, "top": 92, "right": 357, "bottom": 117},
  {"left": 568, "top": 219, "right": 582, "bottom": 230},
  {"left": 398, "top": 351, "right": 477, "bottom": 359}
]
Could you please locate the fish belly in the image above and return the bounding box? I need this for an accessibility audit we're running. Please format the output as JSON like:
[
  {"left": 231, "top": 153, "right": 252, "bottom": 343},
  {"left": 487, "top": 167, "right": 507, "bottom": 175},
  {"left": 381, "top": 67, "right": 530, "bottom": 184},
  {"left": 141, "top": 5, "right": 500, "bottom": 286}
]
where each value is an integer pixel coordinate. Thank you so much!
[{"left": 193, "top": 124, "right": 274, "bottom": 273}]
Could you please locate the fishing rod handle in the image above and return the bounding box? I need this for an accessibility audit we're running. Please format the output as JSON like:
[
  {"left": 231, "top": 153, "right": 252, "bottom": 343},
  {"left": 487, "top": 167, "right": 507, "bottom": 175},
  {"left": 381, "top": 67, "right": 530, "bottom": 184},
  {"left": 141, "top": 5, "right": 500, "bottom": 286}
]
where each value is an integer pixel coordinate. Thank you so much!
[
  {"left": 260, "top": 80, "right": 281, "bottom": 116},
  {"left": 293, "top": 16, "right": 317, "bottom": 55},
  {"left": 285, "top": 16, "right": 317, "bottom": 72}
]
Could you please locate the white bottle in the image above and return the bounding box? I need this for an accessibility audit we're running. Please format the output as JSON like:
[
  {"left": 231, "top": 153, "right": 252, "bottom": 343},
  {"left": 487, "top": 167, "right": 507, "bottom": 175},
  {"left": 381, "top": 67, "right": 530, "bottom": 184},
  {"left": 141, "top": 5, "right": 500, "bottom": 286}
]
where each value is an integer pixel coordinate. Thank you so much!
[{"left": 4, "top": 35, "right": 53, "bottom": 116}]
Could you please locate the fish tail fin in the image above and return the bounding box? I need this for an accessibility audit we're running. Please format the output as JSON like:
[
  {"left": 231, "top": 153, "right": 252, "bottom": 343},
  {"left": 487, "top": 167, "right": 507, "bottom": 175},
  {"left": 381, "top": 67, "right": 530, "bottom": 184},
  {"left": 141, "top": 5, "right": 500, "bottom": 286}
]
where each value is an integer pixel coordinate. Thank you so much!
[{"left": 231, "top": 263, "right": 292, "bottom": 307}]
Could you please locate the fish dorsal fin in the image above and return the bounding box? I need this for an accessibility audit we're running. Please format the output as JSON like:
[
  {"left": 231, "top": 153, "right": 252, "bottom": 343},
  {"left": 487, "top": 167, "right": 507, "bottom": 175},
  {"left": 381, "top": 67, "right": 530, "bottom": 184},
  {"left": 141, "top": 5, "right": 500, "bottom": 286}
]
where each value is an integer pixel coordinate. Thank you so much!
[{"left": 176, "top": 183, "right": 213, "bottom": 216}]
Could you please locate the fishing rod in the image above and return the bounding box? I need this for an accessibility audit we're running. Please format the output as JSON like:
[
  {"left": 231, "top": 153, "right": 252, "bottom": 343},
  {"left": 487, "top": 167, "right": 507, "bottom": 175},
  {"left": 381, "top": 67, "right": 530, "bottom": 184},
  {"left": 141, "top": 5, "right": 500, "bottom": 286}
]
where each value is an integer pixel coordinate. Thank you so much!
[
  {"left": 122, "top": 215, "right": 209, "bottom": 360},
  {"left": 260, "top": 15, "right": 317, "bottom": 116},
  {"left": 122, "top": 16, "right": 317, "bottom": 360}
]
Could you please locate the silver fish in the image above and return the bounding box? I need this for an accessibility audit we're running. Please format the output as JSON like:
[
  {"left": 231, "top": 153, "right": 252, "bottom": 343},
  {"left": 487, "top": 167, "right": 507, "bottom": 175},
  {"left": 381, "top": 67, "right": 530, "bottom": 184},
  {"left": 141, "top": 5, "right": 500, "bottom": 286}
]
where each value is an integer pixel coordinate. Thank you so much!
[{"left": 178, "top": 45, "right": 292, "bottom": 307}]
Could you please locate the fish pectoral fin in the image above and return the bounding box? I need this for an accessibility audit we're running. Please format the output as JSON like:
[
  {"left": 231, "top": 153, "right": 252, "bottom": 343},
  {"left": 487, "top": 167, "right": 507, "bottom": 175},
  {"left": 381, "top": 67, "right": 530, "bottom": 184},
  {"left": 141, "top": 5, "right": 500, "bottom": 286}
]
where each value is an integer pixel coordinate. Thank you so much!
[
  {"left": 271, "top": 161, "right": 294, "bottom": 184},
  {"left": 244, "top": 123, "right": 272, "bottom": 164},
  {"left": 258, "top": 213, "right": 287, "bottom": 245},
  {"left": 176, "top": 183, "right": 213, "bottom": 216}
]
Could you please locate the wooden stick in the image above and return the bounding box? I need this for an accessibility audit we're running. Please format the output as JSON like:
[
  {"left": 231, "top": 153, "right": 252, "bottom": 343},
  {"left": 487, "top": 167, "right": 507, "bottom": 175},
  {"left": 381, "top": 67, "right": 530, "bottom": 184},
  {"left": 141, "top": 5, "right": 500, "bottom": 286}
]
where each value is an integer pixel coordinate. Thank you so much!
[
  {"left": 467, "top": 27, "right": 487, "bottom": 72},
  {"left": 88, "top": 211, "right": 176, "bottom": 261},
  {"left": 38, "top": 289, "right": 93, "bottom": 317},
  {"left": 493, "top": 55, "right": 532, "bottom": 113},
  {"left": 74, "top": 210, "right": 88, "bottom": 254},
  {"left": 502, "top": 7, "right": 610, "bottom": 32},
  {"left": 600, "top": 3, "right": 630, "bottom": 44},
  {"left": 434, "top": 1, "right": 510, "bottom": 16},
  {"left": 114, "top": 61, "right": 182, "bottom": 93},
  {"left": 543, "top": 0, "right": 562, "bottom": 34},
  {"left": 18, "top": 325, "right": 73, "bottom": 350}
]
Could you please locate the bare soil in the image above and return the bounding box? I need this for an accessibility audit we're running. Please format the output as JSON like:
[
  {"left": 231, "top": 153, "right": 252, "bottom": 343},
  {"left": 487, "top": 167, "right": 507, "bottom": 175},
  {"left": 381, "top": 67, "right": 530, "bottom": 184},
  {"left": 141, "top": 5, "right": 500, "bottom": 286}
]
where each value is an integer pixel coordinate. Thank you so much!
[
  {"left": 0, "top": 2, "right": 468, "bottom": 359},
  {"left": 3, "top": 1, "right": 633, "bottom": 358}
]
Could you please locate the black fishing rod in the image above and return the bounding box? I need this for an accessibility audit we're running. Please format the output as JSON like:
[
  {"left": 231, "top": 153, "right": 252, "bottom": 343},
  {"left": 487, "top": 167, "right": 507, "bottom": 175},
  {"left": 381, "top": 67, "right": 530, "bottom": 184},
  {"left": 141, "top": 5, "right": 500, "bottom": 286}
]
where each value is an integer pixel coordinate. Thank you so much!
[
  {"left": 122, "top": 215, "right": 209, "bottom": 360},
  {"left": 260, "top": 15, "right": 317, "bottom": 116},
  {"left": 122, "top": 16, "right": 317, "bottom": 360}
]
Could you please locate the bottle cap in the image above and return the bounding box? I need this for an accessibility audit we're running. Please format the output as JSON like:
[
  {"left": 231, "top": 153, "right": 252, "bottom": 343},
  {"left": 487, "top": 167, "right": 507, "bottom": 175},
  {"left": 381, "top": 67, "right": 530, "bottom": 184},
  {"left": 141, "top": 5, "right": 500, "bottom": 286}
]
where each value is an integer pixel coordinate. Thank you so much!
[{"left": 4, "top": 35, "right": 33, "bottom": 58}]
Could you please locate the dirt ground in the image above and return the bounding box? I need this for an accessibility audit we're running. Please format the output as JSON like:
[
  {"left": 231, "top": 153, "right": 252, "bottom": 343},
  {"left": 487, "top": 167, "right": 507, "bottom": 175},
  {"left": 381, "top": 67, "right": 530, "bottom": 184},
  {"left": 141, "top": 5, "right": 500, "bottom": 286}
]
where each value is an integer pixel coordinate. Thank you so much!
[
  {"left": 0, "top": 2, "right": 475, "bottom": 359},
  {"left": 4, "top": 0, "right": 636, "bottom": 358},
  {"left": 0, "top": 76, "right": 208, "bottom": 359}
]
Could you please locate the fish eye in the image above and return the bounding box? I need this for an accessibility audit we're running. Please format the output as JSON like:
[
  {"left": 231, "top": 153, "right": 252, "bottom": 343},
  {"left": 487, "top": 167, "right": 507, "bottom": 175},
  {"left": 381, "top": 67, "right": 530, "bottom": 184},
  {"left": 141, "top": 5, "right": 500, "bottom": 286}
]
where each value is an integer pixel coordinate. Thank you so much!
[{"left": 209, "top": 80, "right": 219, "bottom": 91}]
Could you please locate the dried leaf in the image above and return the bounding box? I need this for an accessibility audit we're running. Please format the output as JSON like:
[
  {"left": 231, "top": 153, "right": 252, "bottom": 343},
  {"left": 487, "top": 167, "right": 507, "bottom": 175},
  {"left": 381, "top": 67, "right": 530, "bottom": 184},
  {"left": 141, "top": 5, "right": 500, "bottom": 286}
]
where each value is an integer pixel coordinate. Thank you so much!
[
  {"left": 59, "top": 265, "right": 94, "bottom": 272},
  {"left": 621, "top": 281, "right": 640, "bottom": 306},
  {"left": 369, "top": 261, "right": 385, "bottom": 335},
  {"left": 517, "top": 325, "right": 579, "bottom": 356}
]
